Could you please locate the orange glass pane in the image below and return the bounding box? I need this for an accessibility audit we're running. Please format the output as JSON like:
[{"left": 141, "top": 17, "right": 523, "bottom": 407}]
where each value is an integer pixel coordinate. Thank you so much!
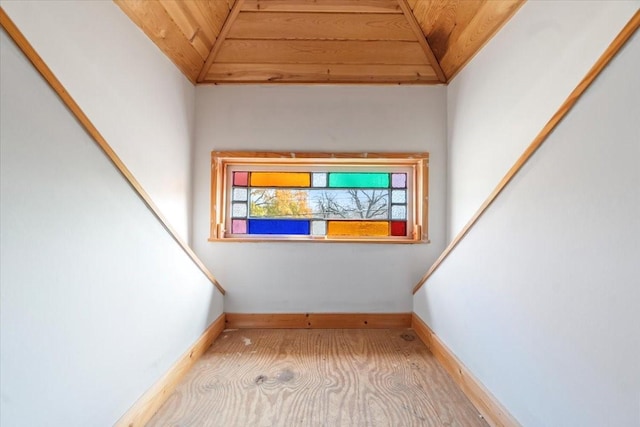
[
  {"left": 327, "top": 221, "right": 389, "bottom": 237},
  {"left": 250, "top": 172, "right": 310, "bottom": 187}
]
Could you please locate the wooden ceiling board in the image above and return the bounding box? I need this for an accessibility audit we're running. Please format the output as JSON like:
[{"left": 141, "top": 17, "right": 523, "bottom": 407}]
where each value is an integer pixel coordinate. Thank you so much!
[
  {"left": 227, "top": 12, "right": 415, "bottom": 40},
  {"left": 159, "top": 1, "right": 236, "bottom": 46},
  {"left": 198, "top": 0, "right": 237, "bottom": 36},
  {"left": 197, "top": 0, "right": 245, "bottom": 82},
  {"left": 115, "top": 0, "right": 525, "bottom": 84},
  {"left": 407, "top": 0, "right": 444, "bottom": 35},
  {"left": 216, "top": 39, "right": 430, "bottom": 65},
  {"left": 204, "top": 63, "right": 438, "bottom": 83},
  {"left": 241, "top": 0, "right": 403, "bottom": 13},
  {"left": 408, "top": 0, "right": 479, "bottom": 60},
  {"left": 115, "top": 0, "right": 204, "bottom": 83},
  {"left": 439, "top": 0, "right": 524, "bottom": 78},
  {"left": 396, "top": 0, "right": 445, "bottom": 81},
  {"left": 158, "top": 0, "right": 214, "bottom": 59}
]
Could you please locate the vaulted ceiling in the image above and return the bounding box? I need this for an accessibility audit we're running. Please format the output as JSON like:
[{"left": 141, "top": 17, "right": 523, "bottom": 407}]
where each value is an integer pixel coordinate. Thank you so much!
[{"left": 115, "top": 0, "right": 524, "bottom": 84}]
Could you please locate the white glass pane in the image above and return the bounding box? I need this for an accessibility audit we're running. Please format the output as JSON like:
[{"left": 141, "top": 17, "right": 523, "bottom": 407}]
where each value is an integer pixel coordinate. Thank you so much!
[
  {"left": 311, "top": 220, "right": 326, "bottom": 236},
  {"left": 391, "top": 190, "right": 406, "bottom": 204},
  {"left": 232, "top": 202, "right": 247, "bottom": 218},
  {"left": 312, "top": 172, "right": 327, "bottom": 187},
  {"left": 391, "top": 205, "right": 406, "bottom": 220},
  {"left": 233, "top": 188, "right": 248, "bottom": 201}
]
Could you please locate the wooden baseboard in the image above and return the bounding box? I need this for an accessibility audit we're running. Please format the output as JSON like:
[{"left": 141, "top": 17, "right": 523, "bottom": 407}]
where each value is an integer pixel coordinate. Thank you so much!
[
  {"left": 115, "top": 313, "right": 226, "bottom": 427},
  {"left": 411, "top": 313, "right": 520, "bottom": 427},
  {"left": 225, "top": 313, "right": 412, "bottom": 329}
]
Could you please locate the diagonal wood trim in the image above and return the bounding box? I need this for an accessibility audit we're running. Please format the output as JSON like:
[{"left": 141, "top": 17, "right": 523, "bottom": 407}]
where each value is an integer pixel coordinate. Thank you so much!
[
  {"left": 396, "top": 0, "right": 446, "bottom": 82},
  {"left": 413, "top": 10, "right": 640, "bottom": 294},
  {"left": 225, "top": 313, "right": 412, "bottom": 329},
  {"left": 114, "top": 313, "right": 226, "bottom": 427},
  {"left": 0, "top": 8, "right": 226, "bottom": 295},
  {"left": 197, "top": 0, "right": 245, "bottom": 82},
  {"left": 412, "top": 313, "right": 520, "bottom": 426}
]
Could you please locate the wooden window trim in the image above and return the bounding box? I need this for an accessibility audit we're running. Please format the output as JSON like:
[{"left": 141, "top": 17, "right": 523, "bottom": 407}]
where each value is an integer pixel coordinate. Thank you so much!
[{"left": 210, "top": 151, "right": 429, "bottom": 243}]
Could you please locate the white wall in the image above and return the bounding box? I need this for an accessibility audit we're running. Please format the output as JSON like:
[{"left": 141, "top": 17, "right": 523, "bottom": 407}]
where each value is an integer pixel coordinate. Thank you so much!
[
  {"left": 1, "top": 1, "right": 196, "bottom": 241},
  {"left": 415, "top": 29, "right": 640, "bottom": 427},
  {"left": 0, "top": 30, "right": 223, "bottom": 426},
  {"left": 193, "top": 86, "right": 447, "bottom": 313},
  {"left": 446, "top": 0, "right": 639, "bottom": 241}
]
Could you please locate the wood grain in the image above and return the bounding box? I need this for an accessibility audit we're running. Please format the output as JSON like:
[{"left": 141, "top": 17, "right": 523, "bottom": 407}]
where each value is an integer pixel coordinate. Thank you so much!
[
  {"left": 242, "top": 0, "right": 403, "bottom": 13},
  {"left": 114, "top": 0, "right": 204, "bottom": 83},
  {"left": 158, "top": 0, "right": 215, "bottom": 59},
  {"left": 413, "top": 10, "right": 640, "bottom": 294},
  {"left": 115, "top": 314, "right": 226, "bottom": 427},
  {"left": 204, "top": 62, "right": 438, "bottom": 83},
  {"left": 407, "top": 0, "right": 523, "bottom": 80},
  {"left": 396, "top": 0, "right": 446, "bottom": 82},
  {"left": 0, "top": 8, "right": 226, "bottom": 295},
  {"left": 212, "top": 151, "right": 430, "bottom": 160},
  {"left": 147, "top": 329, "right": 488, "bottom": 426},
  {"left": 408, "top": 0, "right": 484, "bottom": 60},
  {"left": 196, "top": 0, "right": 237, "bottom": 37},
  {"left": 216, "top": 39, "right": 429, "bottom": 64},
  {"left": 197, "top": 0, "right": 245, "bottom": 82},
  {"left": 225, "top": 313, "right": 412, "bottom": 329},
  {"left": 439, "top": 0, "right": 525, "bottom": 79},
  {"left": 412, "top": 314, "right": 520, "bottom": 427},
  {"left": 227, "top": 12, "right": 415, "bottom": 40}
]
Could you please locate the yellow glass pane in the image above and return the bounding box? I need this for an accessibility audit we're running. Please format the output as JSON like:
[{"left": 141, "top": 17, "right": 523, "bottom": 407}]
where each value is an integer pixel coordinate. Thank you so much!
[
  {"left": 327, "top": 221, "right": 389, "bottom": 237},
  {"left": 250, "top": 172, "right": 310, "bottom": 187}
]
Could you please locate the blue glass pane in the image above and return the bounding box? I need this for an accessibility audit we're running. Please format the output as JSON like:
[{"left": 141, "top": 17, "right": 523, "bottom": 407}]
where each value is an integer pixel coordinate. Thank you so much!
[{"left": 248, "top": 219, "right": 310, "bottom": 235}]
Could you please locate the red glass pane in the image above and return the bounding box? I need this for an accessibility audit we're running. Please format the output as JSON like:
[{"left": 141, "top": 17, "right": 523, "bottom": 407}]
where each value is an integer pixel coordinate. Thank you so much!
[
  {"left": 233, "top": 172, "right": 248, "bottom": 186},
  {"left": 390, "top": 221, "right": 406, "bottom": 236}
]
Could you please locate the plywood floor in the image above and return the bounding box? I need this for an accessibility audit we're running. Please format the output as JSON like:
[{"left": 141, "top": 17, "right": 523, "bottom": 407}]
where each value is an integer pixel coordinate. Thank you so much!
[{"left": 148, "top": 329, "right": 488, "bottom": 426}]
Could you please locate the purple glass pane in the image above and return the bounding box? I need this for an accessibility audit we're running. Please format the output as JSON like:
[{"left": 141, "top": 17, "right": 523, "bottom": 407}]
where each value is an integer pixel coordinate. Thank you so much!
[{"left": 391, "top": 173, "right": 407, "bottom": 188}]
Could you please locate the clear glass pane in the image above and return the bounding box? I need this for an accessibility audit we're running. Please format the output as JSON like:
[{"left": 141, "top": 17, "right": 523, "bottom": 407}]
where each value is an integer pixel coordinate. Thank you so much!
[
  {"left": 232, "top": 188, "right": 248, "bottom": 201},
  {"left": 391, "top": 205, "right": 406, "bottom": 220},
  {"left": 232, "top": 202, "right": 248, "bottom": 218},
  {"left": 249, "top": 189, "right": 389, "bottom": 219},
  {"left": 312, "top": 172, "right": 327, "bottom": 187},
  {"left": 391, "top": 189, "right": 406, "bottom": 204},
  {"left": 311, "top": 220, "right": 326, "bottom": 236}
]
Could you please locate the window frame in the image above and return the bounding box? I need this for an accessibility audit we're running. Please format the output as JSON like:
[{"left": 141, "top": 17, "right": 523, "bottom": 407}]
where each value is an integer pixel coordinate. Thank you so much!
[{"left": 210, "top": 151, "right": 429, "bottom": 243}]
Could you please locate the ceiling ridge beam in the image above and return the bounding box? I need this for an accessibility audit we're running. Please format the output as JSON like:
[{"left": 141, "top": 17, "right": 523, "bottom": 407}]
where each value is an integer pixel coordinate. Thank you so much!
[
  {"left": 197, "top": 0, "right": 245, "bottom": 83},
  {"left": 396, "top": 0, "right": 446, "bottom": 83}
]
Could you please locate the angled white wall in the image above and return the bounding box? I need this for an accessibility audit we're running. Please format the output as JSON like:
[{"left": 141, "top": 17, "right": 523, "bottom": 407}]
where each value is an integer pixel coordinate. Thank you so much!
[
  {"left": 415, "top": 25, "right": 640, "bottom": 427},
  {"left": 0, "top": 30, "right": 223, "bottom": 426},
  {"left": 446, "top": 0, "right": 639, "bottom": 241},
  {"left": 193, "top": 85, "right": 447, "bottom": 313},
  {"left": 1, "top": 1, "right": 196, "bottom": 240}
]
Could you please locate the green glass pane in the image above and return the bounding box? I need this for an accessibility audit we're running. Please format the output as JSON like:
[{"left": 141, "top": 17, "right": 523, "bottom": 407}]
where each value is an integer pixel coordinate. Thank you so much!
[{"left": 328, "top": 173, "right": 389, "bottom": 188}]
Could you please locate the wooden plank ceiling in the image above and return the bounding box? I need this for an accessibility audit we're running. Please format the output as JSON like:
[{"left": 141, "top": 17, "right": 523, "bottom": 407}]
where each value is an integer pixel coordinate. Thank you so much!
[{"left": 115, "top": 0, "right": 524, "bottom": 84}]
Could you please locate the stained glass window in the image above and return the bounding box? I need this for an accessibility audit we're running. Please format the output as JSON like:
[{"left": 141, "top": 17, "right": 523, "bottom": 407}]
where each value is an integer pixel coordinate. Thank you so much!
[{"left": 211, "top": 152, "right": 429, "bottom": 243}]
